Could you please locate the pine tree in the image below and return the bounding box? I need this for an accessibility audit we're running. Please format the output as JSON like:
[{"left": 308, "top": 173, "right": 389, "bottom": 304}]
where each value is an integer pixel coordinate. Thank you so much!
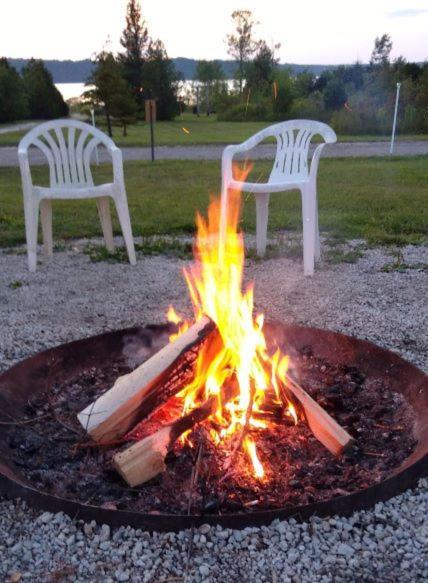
[
  {"left": 143, "top": 40, "right": 180, "bottom": 121},
  {"left": 0, "top": 58, "right": 28, "bottom": 122},
  {"left": 119, "top": 0, "right": 149, "bottom": 109},
  {"left": 370, "top": 34, "right": 393, "bottom": 67},
  {"left": 22, "top": 59, "right": 68, "bottom": 119},
  {"left": 85, "top": 52, "right": 137, "bottom": 137}
]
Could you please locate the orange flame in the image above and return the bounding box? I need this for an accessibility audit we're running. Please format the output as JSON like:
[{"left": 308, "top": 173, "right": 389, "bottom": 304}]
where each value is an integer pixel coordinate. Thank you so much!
[{"left": 169, "top": 165, "right": 297, "bottom": 479}]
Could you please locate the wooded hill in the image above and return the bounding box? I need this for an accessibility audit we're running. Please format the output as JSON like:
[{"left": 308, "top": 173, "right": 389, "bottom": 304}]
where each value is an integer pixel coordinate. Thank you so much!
[{"left": 7, "top": 57, "right": 338, "bottom": 83}]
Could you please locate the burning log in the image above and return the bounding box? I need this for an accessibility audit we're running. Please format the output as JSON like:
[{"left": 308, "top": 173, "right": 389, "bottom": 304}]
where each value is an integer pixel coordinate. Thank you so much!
[
  {"left": 113, "top": 385, "right": 237, "bottom": 487},
  {"left": 77, "top": 317, "right": 216, "bottom": 443},
  {"left": 283, "top": 376, "right": 354, "bottom": 456}
]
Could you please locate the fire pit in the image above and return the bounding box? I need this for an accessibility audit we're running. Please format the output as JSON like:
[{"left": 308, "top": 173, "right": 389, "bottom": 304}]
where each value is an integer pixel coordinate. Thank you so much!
[
  {"left": 0, "top": 169, "right": 426, "bottom": 531},
  {"left": 0, "top": 323, "right": 427, "bottom": 531}
]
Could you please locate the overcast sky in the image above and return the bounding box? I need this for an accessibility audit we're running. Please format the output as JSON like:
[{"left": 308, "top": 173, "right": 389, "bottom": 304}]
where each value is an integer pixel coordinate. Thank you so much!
[{"left": 1, "top": 0, "right": 427, "bottom": 64}]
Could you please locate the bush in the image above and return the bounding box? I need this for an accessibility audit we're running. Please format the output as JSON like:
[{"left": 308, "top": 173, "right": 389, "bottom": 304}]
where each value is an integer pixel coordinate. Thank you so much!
[
  {"left": 288, "top": 94, "right": 326, "bottom": 121},
  {"left": 217, "top": 100, "right": 271, "bottom": 121},
  {"left": 330, "top": 109, "right": 376, "bottom": 134}
]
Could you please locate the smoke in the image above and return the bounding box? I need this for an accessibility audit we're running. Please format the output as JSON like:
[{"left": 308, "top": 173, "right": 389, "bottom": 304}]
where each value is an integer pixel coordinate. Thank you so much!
[{"left": 122, "top": 325, "right": 174, "bottom": 368}]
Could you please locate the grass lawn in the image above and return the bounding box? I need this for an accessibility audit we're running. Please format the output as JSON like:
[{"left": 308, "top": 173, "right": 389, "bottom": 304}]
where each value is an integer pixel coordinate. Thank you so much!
[
  {"left": 0, "top": 156, "right": 426, "bottom": 249},
  {"left": 0, "top": 113, "right": 427, "bottom": 147}
]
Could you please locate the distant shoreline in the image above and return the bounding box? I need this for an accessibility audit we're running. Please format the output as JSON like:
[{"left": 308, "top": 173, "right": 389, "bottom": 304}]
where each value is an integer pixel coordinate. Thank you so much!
[{"left": 7, "top": 57, "right": 342, "bottom": 83}]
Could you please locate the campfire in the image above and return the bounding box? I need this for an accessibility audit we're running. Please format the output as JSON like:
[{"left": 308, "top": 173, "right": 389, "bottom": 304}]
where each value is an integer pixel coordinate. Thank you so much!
[{"left": 78, "top": 167, "right": 353, "bottom": 488}]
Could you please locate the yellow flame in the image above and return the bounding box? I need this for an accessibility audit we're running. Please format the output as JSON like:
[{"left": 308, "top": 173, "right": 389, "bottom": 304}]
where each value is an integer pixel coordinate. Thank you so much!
[
  {"left": 167, "top": 164, "right": 296, "bottom": 479},
  {"left": 243, "top": 437, "right": 264, "bottom": 479},
  {"left": 182, "top": 127, "right": 191, "bottom": 135},
  {"left": 167, "top": 305, "right": 189, "bottom": 341}
]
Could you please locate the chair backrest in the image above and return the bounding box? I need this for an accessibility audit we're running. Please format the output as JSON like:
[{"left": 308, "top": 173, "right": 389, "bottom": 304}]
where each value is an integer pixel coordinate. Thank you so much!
[
  {"left": 18, "top": 119, "right": 116, "bottom": 188},
  {"left": 262, "top": 120, "right": 336, "bottom": 183}
]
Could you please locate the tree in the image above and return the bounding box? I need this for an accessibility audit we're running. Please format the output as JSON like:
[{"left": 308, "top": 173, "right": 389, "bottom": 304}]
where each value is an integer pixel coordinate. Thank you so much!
[
  {"left": 0, "top": 58, "right": 28, "bottom": 122},
  {"left": 142, "top": 40, "right": 180, "bottom": 120},
  {"left": 294, "top": 71, "right": 315, "bottom": 98},
  {"left": 21, "top": 59, "right": 68, "bottom": 119},
  {"left": 196, "top": 60, "right": 225, "bottom": 114},
  {"left": 370, "top": 34, "right": 393, "bottom": 66},
  {"left": 323, "top": 78, "right": 347, "bottom": 110},
  {"left": 226, "top": 10, "right": 259, "bottom": 93},
  {"left": 246, "top": 40, "right": 280, "bottom": 96},
  {"left": 86, "top": 51, "right": 137, "bottom": 136},
  {"left": 119, "top": 0, "right": 149, "bottom": 109}
]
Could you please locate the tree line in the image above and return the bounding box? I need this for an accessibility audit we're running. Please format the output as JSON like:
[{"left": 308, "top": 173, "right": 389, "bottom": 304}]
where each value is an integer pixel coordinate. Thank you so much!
[
  {"left": 192, "top": 13, "right": 428, "bottom": 135},
  {"left": 1, "top": 3, "right": 427, "bottom": 135}
]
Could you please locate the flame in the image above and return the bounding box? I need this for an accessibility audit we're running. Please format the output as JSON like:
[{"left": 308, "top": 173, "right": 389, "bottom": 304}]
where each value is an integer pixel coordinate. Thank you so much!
[
  {"left": 182, "top": 127, "right": 191, "bottom": 135},
  {"left": 167, "top": 305, "right": 189, "bottom": 341},
  {"left": 243, "top": 436, "right": 265, "bottom": 479},
  {"left": 169, "top": 165, "right": 298, "bottom": 480}
]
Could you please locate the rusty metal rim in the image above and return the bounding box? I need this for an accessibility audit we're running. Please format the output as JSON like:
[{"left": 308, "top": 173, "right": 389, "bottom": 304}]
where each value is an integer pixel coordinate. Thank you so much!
[{"left": 0, "top": 324, "right": 426, "bottom": 532}]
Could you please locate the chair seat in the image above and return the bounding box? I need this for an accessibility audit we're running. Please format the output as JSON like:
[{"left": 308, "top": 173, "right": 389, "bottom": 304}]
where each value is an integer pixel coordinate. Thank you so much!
[
  {"left": 228, "top": 178, "right": 309, "bottom": 194},
  {"left": 33, "top": 182, "right": 115, "bottom": 200}
]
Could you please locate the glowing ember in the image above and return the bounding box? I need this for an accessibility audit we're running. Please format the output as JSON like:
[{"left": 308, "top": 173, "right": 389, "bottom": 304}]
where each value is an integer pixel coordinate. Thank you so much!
[{"left": 168, "top": 166, "right": 298, "bottom": 480}]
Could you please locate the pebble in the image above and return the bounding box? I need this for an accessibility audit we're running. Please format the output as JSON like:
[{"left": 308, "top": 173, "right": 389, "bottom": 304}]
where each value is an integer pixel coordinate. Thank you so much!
[{"left": 0, "top": 241, "right": 427, "bottom": 582}]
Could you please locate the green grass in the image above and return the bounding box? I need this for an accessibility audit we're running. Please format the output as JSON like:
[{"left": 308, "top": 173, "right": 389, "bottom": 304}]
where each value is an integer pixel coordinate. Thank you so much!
[
  {"left": 0, "top": 156, "right": 427, "bottom": 249},
  {"left": 0, "top": 113, "right": 427, "bottom": 147}
]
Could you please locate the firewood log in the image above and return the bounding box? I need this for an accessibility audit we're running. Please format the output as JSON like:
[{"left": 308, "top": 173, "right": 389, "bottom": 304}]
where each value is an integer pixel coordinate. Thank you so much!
[
  {"left": 77, "top": 317, "right": 217, "bottom": 443},
  {"left": 113, "top": 386, "right": 236, "bottom": 487},
  {"left": 283, "top": 376, "right": 354, "bottom": 456}
]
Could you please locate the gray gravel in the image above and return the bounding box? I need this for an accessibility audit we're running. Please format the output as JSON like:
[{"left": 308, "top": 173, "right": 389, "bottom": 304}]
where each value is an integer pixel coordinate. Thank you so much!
[
  {"left": 0, "top": 238, "right": 427, "bottom": 581},
  {"left": 1, "top": 139, "right": 428, "bottom": 166}
]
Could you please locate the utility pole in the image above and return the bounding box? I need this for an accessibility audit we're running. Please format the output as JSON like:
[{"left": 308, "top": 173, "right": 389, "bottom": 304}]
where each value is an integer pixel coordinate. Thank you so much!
[{"left": 390, "top": 82, "right": 401, "bottom": 155}]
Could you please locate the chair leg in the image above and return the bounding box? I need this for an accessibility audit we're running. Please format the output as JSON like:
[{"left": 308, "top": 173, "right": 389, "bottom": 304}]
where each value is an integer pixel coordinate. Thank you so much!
[
  {"left": 256, "top": 193, "right": 270, "bottom": 257},
  {"left": 314, "top": 195, "right": 321, "bottom": 261},
  {"left": 40, "top": 199, "right": 53, "bottom": 258},
  {"left": 97, "top": 197, "right": 115, "bottom": 253},
  {"left": 301, "top": 186, "right": 316, "bottom": 276},
  {"left": 23, "top": 196, "right": 39, "bottom": 272},
  {"left": 113, "top": 191, "right": 136, "bottom": 265}
]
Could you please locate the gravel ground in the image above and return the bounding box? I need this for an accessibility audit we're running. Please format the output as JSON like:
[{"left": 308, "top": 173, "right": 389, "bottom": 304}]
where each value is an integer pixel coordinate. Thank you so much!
[
  {"left": 0, "top": 238, "right": 427, "bottom": 582},
  {"left": 1, "top": 140, "right": 428, "bottom": 166}
]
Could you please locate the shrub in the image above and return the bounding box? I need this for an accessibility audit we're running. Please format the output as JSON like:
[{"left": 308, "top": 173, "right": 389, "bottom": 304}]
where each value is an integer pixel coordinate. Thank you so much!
[
  {"left": 217, "top": 101, "right": 271, "bottom": 121},
  {"left": 288, "top": 94, "right": 326, "bottom": 121}
]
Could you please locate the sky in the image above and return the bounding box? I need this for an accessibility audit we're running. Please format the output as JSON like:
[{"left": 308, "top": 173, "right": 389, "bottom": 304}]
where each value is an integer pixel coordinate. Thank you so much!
[{"left": 1, "top": 0, "right": 427, "bottom": 64}]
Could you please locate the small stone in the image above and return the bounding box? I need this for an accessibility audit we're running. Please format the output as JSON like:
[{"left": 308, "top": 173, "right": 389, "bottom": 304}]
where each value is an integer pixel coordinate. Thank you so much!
[
  {"left": 199, "top": 565, "right": 210, "bottom": 577},
  {"left": 114, "top": 569, "right": 129, "bottom": 582},
  {"left": 337, "top": 543, "right": 354, "bottom": 557},
  {"left": 200, "top": 524, "right": 211, "bottom": 535},
  {"left": 99, "top": 524, "right": 111, "bottom": 542},
  {"left": 38, "top": 512, "right": 53, "bottom": 524}
]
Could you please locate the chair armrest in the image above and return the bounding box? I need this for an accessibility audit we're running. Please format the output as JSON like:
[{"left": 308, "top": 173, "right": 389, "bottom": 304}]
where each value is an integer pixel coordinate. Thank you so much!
[
  {"left": 17, "top": 148, "right": 33, "bottom": 192},
  {"left": 111, "top": 146, "right": 125, "bottom": 185},
  {"left": 309, "top": 144, "right": 326, "bottom": 182}
]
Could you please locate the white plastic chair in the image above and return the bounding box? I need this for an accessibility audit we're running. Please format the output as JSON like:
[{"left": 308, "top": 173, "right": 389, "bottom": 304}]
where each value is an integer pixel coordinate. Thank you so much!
[
  {"left": 18, "top": 119, "right": 136, "bottom": 272},
  {"left": 221, "top": 120, "right": 337, "bottom": 275}
]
